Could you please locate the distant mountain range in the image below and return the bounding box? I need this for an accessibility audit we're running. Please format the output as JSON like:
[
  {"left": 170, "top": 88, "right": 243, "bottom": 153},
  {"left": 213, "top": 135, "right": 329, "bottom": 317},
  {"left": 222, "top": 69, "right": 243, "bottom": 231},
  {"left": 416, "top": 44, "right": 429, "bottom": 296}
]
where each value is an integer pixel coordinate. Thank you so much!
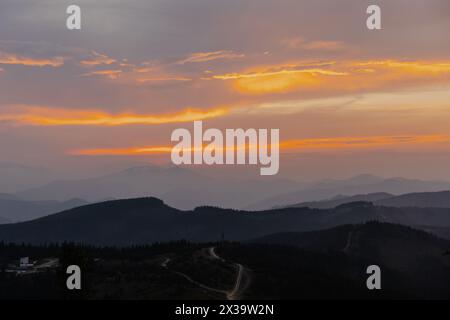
[
  {"left": 2, "top": 197, "right": 450, "bottom": 245},
  {"left": 248, "top": 174, "right": 450, "bottom": 209},
  {"left": 285, "top": 190, "right": 450, "bottom": 209},
  {"left": 11, "top": 167, "right": 450, "bottom": 211},
  {"left": 15, "top": 165, "right": 299, "bottom": 210},
  {"left": 0, "top": 163, "right": 56, "bottom": 193},
  {"left": 0, "top": 198, "right": 88, "bottom": 223}
]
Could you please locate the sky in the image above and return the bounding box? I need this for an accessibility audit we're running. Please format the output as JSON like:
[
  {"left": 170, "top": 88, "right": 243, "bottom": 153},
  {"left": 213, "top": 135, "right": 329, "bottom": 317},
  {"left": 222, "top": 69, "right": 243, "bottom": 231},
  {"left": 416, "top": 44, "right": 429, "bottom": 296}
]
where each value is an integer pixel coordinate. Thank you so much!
[{"left": 1, "top": 0, "right": 450, "bottom": 186}]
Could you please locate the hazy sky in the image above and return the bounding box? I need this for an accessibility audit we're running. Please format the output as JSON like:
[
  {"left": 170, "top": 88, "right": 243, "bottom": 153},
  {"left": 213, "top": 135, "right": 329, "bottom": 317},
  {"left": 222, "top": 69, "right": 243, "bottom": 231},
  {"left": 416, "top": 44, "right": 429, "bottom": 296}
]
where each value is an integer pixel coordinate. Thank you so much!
[{"left": 1, "top": 0, "right": 450, "bottom": 184}]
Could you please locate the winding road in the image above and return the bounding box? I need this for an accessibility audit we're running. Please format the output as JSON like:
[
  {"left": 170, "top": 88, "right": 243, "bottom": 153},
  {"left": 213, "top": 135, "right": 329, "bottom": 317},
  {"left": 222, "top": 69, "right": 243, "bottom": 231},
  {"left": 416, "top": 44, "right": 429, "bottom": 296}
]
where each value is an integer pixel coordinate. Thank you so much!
[
  {"left": 209, "top": 247, "right": 247, "bottom": 300},
  {"left": 161, "top": 247, "right": 250, "bottom": 300}
]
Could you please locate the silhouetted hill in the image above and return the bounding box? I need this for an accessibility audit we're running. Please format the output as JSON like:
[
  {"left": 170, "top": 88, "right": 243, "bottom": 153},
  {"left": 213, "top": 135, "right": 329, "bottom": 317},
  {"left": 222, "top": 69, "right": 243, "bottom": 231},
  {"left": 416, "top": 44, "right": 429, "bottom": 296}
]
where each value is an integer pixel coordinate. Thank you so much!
[
  {"left": 250, "top": 224, "right": 355, "bottom": 249},
  {"left": 285, "top": 190, "right": 450, "bottom": 210},
  {"left": 0, "top": 198, "right": 88, "bottom": 222},
  {"left": 252, "top": 221, "right": 450, "bottom": 254},
  {"left": 2, "top": 198, "right": 450, "bottom": 245},
  {"left": 250, "top": 222, "right": 450, "bottom": 295},
  {"left": 422, "top": 226, "right": 450, "bottom": 241},
  {"left": 224, "top": 222, "right": 450, "bottom": 299},
  {"left": 377, "top": 190, "right": 450, "bottom": 208},
  {"left": 284, "top": 192, "right": 393, "bottom": 209}
]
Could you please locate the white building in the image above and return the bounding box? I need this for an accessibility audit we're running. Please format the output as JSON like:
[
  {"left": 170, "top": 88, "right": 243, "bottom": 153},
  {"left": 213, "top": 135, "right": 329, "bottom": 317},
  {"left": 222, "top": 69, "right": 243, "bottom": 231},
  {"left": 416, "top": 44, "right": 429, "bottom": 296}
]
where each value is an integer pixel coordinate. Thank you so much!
[{"left": 19, "top": 257, "right": 34, "bottom": 268}]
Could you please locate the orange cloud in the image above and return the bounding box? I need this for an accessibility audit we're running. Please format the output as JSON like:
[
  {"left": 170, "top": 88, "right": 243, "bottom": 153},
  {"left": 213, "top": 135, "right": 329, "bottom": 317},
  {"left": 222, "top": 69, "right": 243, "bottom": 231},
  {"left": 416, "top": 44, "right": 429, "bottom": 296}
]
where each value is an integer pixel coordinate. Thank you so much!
[
  {"left": 354, "top": 60, "right": 450, "bottom": 74},
  {"left": 81, "top": 69, "right": 123, "bottom": 79},
  {"left": 0, "top": 52, "right": 64, "bottom": 67},
  {"left": 69, "top": 134, "right": 450, "bottom": 156},
  {"left": 0, "top": 105, "right": 230, "bottom": 126},
  {"left": 213, "top": 62, "right": 347, "bottom": 94},
  {"left": 177, "top": 50, "right": 245, "bottom": 64},
  {"left": 71, "top": 144, "right": 256, "bottom": 156},
  {"left": 80, "top": 51, "right": 116, "bottom": 66},
  {"left": 282, "top": 135, "right": 450, "bottom": 151},
  {"left": 212, "top": 59, "right": 450, "bottom": 95},
  {"left": 136, "top": 77, "right": 191, "bottom": 83},
  {"left": 213, "top": 67, "right": 346, "bottom": 80},
  {"left": 71, "top": 146, "right": 173, "bottom": 156}
]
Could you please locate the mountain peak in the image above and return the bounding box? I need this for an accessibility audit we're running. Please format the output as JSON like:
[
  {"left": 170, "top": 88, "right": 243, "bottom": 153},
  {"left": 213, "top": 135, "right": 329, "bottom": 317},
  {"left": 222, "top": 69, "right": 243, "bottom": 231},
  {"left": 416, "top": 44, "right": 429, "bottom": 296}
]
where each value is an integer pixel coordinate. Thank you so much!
[
  {"left": 100, "top": 196, "right": 166, "bottom": 207},
  {"left": 334, "top": 201, "right": 374, "bottom": 210}
]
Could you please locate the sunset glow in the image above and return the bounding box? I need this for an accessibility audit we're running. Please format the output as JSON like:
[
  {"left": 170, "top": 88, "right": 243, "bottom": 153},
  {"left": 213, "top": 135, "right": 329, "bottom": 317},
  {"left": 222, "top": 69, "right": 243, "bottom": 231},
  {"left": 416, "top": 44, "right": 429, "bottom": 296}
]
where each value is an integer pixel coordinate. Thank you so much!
[
  {"left": 0, "top": 52, "right": 64, "bottom": 67},
  {"left": 70, "top": 134, "right": 450, "bottom": 156},
  {"left": 210, "top": 60, "right": 450, "bottom": 94},
  {"left": 1, "top": 0, "right": 450, "bottom": 181},
  {"left": 0, "top": 106, "right": 230, "bottom": 126}
]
